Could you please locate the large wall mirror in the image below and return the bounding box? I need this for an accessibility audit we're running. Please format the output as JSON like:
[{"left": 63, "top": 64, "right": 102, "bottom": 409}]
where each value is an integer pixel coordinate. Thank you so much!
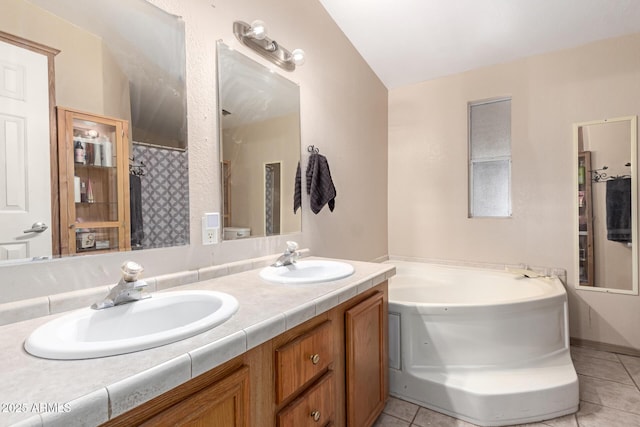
[
  {"left": 574, "top": 116, "right": 639, "bottom": 295},
  {"left": 217, "top": 42, "right": 301, "bottom": 240},
  {"left": 1, "top": 0, "right": 189, "bottom": 264}
]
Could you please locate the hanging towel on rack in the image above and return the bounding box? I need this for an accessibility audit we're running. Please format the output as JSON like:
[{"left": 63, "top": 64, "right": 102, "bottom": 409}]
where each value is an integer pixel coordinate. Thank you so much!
[
  {"left": 306, "top": 153, "right": 336, "bottom": 214},
  {"left": 294, "top": 161, "right": 301, "bottom": 213},
  {"left": 129, "top": 174, "right": 144, "bottom": 249},
  {"left": 606, "top": 177, "right": 632, "bottom": 242}
]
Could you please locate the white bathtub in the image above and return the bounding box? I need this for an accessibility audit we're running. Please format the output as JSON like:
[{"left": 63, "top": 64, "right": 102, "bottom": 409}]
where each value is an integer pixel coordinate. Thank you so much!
[{"left": 386, "top": 261, "right": 579, "bottom": 427}]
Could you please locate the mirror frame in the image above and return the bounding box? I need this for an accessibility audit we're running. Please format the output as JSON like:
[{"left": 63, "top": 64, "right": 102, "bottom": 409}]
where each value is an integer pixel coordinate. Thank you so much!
[{"left": 573, "top": 115, "right": 639, "bottom": 295}]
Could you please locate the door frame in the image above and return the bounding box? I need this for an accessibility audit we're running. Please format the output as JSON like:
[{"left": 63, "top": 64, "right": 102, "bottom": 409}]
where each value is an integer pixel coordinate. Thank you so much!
[{"left": 0, "top": 31, "right": 60, "bottom": 255}]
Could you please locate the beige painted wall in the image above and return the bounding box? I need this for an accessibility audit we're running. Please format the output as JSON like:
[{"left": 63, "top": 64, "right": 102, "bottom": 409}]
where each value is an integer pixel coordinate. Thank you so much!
[
  {"left": 0, "top": 0, "right": 388, "bottom": 303},
  {"left": 223, "top": 113, "right": 301, "bottom": 236},
  {"left": 153, "top": 0, "right": 389, "bottom": 263},
  {"left": 389, "top": 33, "right": 640, "bottom": 350},
  {"left": 3, "top": 0, "right": 131, "bottom": 121}
]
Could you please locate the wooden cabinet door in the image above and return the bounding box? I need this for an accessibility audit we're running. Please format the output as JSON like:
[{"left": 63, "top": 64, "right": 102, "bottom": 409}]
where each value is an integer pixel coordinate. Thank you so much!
[
  {"left": 345, "top": 291, "right": 387, "bottom": 427},
  {"left": 57, "top": 106, "right": 131, "bottom": 255},
  {"left": 141, "top": 366, "right": 250, "bottom": 427}
]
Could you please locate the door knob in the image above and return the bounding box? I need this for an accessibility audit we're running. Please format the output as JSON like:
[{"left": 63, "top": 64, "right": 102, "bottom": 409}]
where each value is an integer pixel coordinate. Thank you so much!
[{"left": 23, "top": 222, "right": 48, "bottom": 233}]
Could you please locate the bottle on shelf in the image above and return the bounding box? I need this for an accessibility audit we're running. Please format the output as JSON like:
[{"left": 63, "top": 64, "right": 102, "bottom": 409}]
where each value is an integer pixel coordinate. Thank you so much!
[
  {"left": 74, "top": 139, "right": 85, "bottom": 164},
  {"left": 578, "top": 159, "right": 585, "bottom": 185},
  {"left": 80, "top": 180, "right": 87, "bottom": 203},
  {"left": 93, "top": 139, "right": 102, "bottom": 166},
  {"left": 74, "top": 176, "right": 81, "bottom": 203},
  {"left": 102, "top": 137, "right": 113, "bottom": 167},
  {"left": 87, "top": 179, "right": 95, "bottom": 203},
  {"left": 85, "top": 141, "right": 94, "bottom": 165}
]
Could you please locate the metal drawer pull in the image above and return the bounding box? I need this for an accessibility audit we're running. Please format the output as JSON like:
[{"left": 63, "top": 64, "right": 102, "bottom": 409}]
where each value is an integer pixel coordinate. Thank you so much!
[
  {"left": 310, "top": 353, "right": 320, "bottom": 365},
  {"left": 310, "top": 410, "right": 321, "bottom": 421}
]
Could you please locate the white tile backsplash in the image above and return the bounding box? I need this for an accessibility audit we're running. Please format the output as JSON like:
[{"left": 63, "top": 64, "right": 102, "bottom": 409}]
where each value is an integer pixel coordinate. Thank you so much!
[
  {"left": 0, "top": 297, "right": 49, "bottom": 326},
  {"left": 49, "top": 286, "right": 111, "bottom": 315},
  {"left": 155, "top": 270, "right": 198, "bottom": 291},
  {"left": 0, "top": 252, "right": 311, "bottom": 326}
]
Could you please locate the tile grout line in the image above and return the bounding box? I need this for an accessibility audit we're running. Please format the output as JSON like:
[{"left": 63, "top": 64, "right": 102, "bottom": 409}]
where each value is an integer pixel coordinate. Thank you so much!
[
  {"left": 409, "top": 405, "right": 422, "bottom": 427},
  {"left": 380, "top": 412, "right": 410, "bottom": 426},
  {"left": 615, "top": 353, "right": 640, "bottom": 392},
  {"left": 578, "top": 400, "right": 640, "bottom": 420},
  {"left": 576, "top": 371, "right": 638, "bottom": 388}
]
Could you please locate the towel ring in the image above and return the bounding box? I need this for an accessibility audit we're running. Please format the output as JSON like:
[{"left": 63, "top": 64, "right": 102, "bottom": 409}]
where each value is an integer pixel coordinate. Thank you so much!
[{"left": 307, "top": 145, "right": 319, "bottom": 154}]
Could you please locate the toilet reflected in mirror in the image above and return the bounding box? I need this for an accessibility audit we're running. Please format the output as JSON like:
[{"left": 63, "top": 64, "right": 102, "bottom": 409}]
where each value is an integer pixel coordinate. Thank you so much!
[{"left": 223, "top": 227, "right": 251, "bottom": 240}]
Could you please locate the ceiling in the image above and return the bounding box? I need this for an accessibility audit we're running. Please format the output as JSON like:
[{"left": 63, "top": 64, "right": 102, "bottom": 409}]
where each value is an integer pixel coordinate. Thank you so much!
[{"left": 318, "top": 0, "right": 640, "bottom": 89}]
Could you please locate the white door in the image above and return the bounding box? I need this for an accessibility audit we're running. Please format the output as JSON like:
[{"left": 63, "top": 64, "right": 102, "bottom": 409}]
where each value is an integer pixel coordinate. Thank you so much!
[{"left": 0, "top": 40, "right": 52, "bottom": 261}]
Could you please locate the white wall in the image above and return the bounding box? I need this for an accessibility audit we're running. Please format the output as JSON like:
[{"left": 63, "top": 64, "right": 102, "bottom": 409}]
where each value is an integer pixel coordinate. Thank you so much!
[
  {"left": 388, "top": 33, "right": 640, "bottom": 350},
  {"left": 0, "top": 0, "right": 388, "bottom": 303}
]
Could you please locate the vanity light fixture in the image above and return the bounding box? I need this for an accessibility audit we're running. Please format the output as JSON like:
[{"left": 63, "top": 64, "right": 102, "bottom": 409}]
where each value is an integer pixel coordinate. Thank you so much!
[
  {"left": 245, "top": 19, "right": 267, "bottom": 40},
  {"left": 233, "top": 20, "right": 305, "bottom": 71}
]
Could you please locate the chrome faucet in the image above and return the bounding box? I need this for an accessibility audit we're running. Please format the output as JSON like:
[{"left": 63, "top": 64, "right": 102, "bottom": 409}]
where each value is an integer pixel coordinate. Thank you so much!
[
  {"left": 271, "top": 241, "right": 300, "bottom": 267},
  {"left": 91, "top": 261, "right": 150, "bottom": 309}
]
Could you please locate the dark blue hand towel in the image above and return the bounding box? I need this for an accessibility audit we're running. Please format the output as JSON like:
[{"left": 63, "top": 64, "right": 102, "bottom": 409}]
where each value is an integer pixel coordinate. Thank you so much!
[
  {"left": 294, "top": 161, "right": 301, "bottom": 213},
  {"left": 129, "top": 174, "right": 144, "bottom": 249},
  {"left": 606, "top": 177, "right": 632, "bottom": 242},
  {"left": 306, "top": 153, "right": 336, "bottom": 214}
]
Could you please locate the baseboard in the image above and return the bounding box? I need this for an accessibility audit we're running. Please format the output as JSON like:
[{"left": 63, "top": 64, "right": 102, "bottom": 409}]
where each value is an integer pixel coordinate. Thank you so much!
[{"left": 570, "top": 337, "right": 640, "bottom": 357}]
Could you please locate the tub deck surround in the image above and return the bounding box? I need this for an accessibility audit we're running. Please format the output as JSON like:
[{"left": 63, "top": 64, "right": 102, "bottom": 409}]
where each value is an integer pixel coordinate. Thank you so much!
[
  {"left": 0, "top": 258, "right": 395, "bottom": 427},
  {"left": 386, "top": 260, "right": 579, "bottom": 427}
]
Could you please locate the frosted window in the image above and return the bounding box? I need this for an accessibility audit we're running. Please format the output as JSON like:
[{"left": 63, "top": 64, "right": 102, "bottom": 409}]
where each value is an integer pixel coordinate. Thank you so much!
[
  {"left": 469, "top": 98, "right": 512, "bottom": 217},
  {"left": 472, "top": 160, "right": 510, "bottom": 217},
  {"left": 470, "top": 100, "right": 511, "bottom": 159}
]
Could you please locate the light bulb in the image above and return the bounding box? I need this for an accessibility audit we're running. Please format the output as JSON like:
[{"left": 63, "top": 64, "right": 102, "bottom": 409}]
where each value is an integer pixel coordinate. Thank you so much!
[
  {"left": 291, "top": 48, "right": 305, "bottom": 66},
  {"left": 249, "top": 20, "right": 267, "bottom": 40}
]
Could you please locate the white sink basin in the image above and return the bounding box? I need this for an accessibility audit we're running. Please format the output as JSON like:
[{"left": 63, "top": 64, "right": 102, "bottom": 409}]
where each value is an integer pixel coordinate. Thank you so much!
[
  {"left": 24, "top": 290, "right": 239, "bottom": 360},
  {"left": 260, "top": 260, "right": 355, "bottom": 284}
]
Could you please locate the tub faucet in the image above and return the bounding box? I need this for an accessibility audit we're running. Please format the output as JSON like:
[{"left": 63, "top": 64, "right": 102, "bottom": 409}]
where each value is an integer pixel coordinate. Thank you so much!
[
  {"left": 91, "top": 261, "right": 150, "bottom": 309},
  {"left": 271, "top": 241, "right": 300, "bottom": 267},
  {"left": 506, "top": 266, "right": 548, "bottom": 279}
]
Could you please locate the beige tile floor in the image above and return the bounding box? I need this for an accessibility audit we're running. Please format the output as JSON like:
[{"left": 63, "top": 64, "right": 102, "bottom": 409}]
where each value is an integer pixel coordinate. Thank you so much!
[{"left": 374, "top": 346, "right": 640, "bottom": 427}]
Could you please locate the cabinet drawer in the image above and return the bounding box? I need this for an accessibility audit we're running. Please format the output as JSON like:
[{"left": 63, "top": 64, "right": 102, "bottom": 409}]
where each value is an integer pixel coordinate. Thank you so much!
[
  {"left": 275, "top": 320, "right": 333, "bottom": 403},
  {"left": 277, "top": 371, "right": 334, "bottom": 427}
]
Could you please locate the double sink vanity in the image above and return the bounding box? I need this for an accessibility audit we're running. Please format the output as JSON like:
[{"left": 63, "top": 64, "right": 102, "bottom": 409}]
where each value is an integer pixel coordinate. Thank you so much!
[{"left": 0, "top": 256, "right": 394, "bottom": 426}]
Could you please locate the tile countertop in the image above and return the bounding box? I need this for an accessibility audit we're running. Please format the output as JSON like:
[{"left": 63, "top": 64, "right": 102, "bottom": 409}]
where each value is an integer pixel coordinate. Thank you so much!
[{"left": 0, "top": 257, "right": 395, "bottom": 427}]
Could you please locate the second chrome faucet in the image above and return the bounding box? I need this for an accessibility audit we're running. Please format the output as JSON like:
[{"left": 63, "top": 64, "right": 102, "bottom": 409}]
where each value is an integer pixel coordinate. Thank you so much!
[{"left": 271, "top": 241, "right": 300, "bottom": 267}]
